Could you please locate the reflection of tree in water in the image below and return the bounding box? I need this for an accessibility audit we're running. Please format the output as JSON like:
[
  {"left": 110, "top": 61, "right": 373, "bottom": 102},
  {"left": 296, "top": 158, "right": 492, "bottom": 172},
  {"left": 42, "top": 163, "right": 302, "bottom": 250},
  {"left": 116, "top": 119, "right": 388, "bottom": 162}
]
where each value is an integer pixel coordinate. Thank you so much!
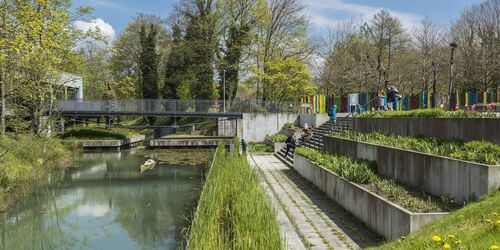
[
  {"left": 110, "top": 173, "right": 202, "bottom": 249},
  {"left": 133, "top": 149, "right": 214, "bottom": 166},
  {"left": 0, "top": 186, "right": 84, "bottom": 249},
  {"left": 0, "top": 149, "right": 210, "bottom": 249}
]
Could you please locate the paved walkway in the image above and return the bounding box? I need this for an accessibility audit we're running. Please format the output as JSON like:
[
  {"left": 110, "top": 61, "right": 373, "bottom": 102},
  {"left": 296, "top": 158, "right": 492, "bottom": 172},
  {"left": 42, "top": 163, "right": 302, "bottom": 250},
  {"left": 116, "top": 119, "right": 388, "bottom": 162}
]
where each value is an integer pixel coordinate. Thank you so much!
[{"left": 249, "top": 154, "right": 381, "bottom": 250}]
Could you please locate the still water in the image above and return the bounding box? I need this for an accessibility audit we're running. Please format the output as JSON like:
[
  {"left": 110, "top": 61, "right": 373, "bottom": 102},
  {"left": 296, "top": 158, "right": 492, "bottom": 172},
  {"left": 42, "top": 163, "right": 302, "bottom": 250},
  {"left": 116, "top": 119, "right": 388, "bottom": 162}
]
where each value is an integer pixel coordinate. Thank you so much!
[{"left": 0, "top": 148, "right": 213, "bottom": 250}]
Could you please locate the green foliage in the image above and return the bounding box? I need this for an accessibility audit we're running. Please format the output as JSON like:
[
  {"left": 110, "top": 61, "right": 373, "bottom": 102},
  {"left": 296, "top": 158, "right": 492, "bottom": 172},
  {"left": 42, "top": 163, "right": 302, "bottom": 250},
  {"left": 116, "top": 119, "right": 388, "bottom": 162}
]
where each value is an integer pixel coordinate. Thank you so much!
[
  {"left": 139, "top": 24, "right": 159, "bottom": 99},
  {"left": 163, "top": 23, "right": 184, "bottom": 99},
  {"left": 295, "top": 147, "right": 443, "bottom": 212},
  {"left": 265, "top": 133, "right": 288, "bottom": 143},
  {"left": 332, "top": 131, "right": 500, "bottom": 165},
  {"left": 248, "top": 143, "right": 273, "bottom": 153},
  {"left": 369, "top": 190, "right": 500, "bottom": 250},
  {"left": 283, "top": 123, "right": 296, "bottom": 129},
  {"left": 251, "top": 57, "right": 315, "bottom": 102},
  {"left": 61, "top": 125, "right": 139, "bottom": 140},
  {"left": 358, "top": 109, "right": 498, "bottom": 118},
  {"left": 188, "top": 145, "right": 284, "bottom": 249},
  {"left": 0, "top": 135, "right": 71, "bottom": 211}
]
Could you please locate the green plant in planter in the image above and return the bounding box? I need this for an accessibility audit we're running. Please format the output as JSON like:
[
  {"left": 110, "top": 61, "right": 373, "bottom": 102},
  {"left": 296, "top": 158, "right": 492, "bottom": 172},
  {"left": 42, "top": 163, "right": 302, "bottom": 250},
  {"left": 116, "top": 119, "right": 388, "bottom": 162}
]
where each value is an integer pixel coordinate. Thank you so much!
[
  {"left": 331, "top": 131, "right": 500, "bottom": 165},
  {"left": 295, "top": 147, "right": 445, "bottom": 212},
  {"left": 357, "top": 109, "right": 498, "bottom": 118},
  {"left": 265, "top": 133, "right": 288, "bottom": 143}
]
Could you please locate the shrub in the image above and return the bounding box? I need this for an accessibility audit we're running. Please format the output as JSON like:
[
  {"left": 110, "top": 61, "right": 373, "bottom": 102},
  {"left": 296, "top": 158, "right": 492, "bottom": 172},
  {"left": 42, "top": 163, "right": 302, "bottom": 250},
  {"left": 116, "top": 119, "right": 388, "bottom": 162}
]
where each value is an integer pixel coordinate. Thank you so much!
[
  {"left": 265, "top": 133, "right": 288, "bottom": 143},
  {"left": 284, "top": 123, "right": 296, "bottom": 129}
]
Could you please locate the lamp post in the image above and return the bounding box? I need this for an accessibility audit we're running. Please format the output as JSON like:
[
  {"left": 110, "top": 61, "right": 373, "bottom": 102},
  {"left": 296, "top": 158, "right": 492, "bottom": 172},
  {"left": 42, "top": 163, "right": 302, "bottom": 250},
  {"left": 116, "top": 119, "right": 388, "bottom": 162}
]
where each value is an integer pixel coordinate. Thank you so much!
[
  {"left": 432, "top": 61, "right": 437, "bottom": 108},
  {"left": 223, "top": 68, "right": 226, "bottom": 113},
  {"left": 448, "top": 42, "right": 457, "bottom": 111}
]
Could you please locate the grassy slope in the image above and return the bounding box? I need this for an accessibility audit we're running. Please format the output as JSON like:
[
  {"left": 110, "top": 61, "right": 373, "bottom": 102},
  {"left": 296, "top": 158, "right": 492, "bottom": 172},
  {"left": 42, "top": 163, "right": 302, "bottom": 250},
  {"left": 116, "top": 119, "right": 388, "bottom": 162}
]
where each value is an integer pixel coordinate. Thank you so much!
[
  {"left": 188, "top": 145, "right": 284, "bottom": 249},
  {"left": 0, "top": 135, "right": 72, "bottom": 211},
  {"left": 370, "top": 190, "right": 500, "bottom": 250},
  {"left": 61, "top": 125, "right": 139, "bottom": 140}
]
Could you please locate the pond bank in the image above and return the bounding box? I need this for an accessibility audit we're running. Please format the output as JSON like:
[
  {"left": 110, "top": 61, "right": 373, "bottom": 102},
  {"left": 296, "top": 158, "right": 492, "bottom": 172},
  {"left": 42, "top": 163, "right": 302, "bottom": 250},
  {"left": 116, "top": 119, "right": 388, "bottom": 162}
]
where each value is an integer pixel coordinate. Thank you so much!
[{"left": 0, "top": 135, "right": 74, "bottom": 212}]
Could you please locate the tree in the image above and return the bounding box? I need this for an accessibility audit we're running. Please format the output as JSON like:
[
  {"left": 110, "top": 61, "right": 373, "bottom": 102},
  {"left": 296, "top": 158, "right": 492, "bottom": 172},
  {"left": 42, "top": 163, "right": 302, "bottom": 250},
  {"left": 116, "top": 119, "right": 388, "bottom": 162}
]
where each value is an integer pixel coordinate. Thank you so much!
[
  {"left": 1, "top": 0, "right": 90, "bottom": 134},
  {"left": 139, "top": 24, "right": 159, "bottom": 100},
  {"left": 177, "top": 0, "right": 219, "bottom": 100},
  {"left": 413, "top": 18, "right": 445, "bottom": 92},
  {"left": 217, "top": 0, "right": 266, "bottom": 101},
  {"left": 367, "top": 10, "right": 408, "bottom": 91},
  {"left": 255, "top": 0, "right": 312, "bottom": 100},
  {"left": 163, "top": 23, "right": 184, "bottom": 99},
  {"left": 251, "top": 57, "right": 314, "bottom": 104},
  {"left": 111, "top": 14, "right": 169, "bottom": 99}
]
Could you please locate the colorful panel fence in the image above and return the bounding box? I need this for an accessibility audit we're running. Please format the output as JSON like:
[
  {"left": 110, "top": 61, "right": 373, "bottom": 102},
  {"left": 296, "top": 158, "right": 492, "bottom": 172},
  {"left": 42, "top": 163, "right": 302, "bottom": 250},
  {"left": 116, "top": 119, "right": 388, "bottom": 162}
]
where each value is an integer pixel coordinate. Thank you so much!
[{"left": 301, "top": 91, "right": 500, "bottom": 113}]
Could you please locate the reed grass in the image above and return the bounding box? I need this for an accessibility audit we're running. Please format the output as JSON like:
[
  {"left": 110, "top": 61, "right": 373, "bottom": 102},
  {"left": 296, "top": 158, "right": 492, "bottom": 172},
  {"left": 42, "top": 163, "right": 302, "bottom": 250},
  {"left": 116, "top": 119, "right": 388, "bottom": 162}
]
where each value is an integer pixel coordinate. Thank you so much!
[{"left": 188, "top": 144, "right": 284, "bottom": 249}]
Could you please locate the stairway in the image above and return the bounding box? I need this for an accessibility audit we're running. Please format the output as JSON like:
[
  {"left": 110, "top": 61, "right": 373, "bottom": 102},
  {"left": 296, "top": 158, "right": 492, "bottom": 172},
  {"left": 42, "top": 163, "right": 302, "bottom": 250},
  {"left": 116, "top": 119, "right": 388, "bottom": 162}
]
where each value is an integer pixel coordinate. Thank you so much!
[{"left": 275, "top": 117, "right": 353, "bottom": 167}]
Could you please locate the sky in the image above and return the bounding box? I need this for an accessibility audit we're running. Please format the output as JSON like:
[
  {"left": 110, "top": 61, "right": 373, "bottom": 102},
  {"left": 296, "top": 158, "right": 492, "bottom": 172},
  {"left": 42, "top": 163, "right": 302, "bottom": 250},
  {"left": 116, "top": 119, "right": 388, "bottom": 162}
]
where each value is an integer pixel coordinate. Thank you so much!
[{"left": 72, "top": 0, "right": 484, "bottom": 42}]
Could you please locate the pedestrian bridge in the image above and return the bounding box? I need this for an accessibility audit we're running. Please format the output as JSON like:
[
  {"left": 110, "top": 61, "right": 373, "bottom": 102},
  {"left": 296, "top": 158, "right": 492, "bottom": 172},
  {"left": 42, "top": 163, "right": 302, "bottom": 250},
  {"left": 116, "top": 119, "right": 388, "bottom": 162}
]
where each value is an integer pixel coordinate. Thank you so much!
[{"left": 57, "top": 99, "right": 301, "bottom": 118}]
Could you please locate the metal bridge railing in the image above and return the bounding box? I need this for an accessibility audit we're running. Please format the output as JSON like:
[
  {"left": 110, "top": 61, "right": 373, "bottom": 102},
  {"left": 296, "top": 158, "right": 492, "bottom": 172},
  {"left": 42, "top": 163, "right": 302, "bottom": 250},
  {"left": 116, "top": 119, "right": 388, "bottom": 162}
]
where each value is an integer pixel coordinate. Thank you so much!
[{"left": 56, "top": 99, "right": 302, "bottom": 115}]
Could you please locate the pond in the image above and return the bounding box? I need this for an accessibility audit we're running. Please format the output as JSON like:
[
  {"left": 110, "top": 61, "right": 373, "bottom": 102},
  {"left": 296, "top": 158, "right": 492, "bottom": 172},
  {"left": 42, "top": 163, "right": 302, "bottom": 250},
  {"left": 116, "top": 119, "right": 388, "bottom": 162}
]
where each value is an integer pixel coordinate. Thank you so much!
[{"left": 0, "top": 148, "right": 213, "bottom": 250}]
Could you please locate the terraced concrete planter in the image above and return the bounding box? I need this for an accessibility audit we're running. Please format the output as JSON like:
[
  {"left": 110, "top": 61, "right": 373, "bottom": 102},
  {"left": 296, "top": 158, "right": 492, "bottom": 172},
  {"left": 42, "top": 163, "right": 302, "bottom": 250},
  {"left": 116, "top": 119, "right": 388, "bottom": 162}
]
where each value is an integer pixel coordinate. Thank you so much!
[
  {"left": 293, "top": 154, "right": 447, "bottom": 240},
  {"left": 264, "top": 139, "right": 286, "bottom": 154},
  {"left": 78, "top": 135, "right": 145, "bottom": 150},
  {"left": 324, "top": 136, "right": 500, "bottom": 204},
  {"left": 353, "top": 118, "right": 500, "bottom": 143}
]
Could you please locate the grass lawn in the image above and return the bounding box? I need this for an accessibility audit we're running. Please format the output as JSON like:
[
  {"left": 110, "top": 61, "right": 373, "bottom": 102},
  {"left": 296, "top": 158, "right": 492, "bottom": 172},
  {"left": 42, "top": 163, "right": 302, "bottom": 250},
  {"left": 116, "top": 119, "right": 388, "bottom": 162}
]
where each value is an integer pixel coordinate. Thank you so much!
[{"left": 370, "top": 190, "right": 500, "bottom": 250}]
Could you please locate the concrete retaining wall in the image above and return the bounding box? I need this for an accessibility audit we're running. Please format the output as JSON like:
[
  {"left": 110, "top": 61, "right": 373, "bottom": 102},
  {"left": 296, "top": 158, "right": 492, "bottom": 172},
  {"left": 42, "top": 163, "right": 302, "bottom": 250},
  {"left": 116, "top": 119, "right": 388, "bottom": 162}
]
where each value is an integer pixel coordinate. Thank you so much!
[
  {"left": 150, "top": 137, "right": 233, "bottom": 148},
  {"left": 324, "top": 136, "right": 500, "bottom": 203},
  {"left": 293, "top": 154, "right": 447, "bottom": 240},
  {"left": 79, "top": 135, "right": 145, "bottom": 150},
  {"left": 353, "top": 118, "right": 500, "bottom": 143},
  {"left": 218, "top": 113, "right": 300, "bottom": 142},
  {"left": 264, "top": 139, "right": 286, "bottom": 153},
  {"left": 299, "top": 113, "right": 330, "bottom": 128}
]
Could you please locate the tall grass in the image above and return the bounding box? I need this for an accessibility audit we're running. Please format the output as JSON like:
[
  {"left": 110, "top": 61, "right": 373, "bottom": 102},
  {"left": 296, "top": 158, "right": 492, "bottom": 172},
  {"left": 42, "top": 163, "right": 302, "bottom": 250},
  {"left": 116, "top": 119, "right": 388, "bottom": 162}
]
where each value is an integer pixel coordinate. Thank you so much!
[
  {"left": 358, "top": 109, "right": 498, "bottom": 118},
  {"left": 188, "top": 144, "right": 284, "bottom": 249},
  {"left": 0, "top": 135, "right": 72, "bottom": 211},
  {"left": 296, "top": 147, "right": 446, "bottom": 212},
  {"left": 332, "top": 131, "right": 500, "bottom": 165}
]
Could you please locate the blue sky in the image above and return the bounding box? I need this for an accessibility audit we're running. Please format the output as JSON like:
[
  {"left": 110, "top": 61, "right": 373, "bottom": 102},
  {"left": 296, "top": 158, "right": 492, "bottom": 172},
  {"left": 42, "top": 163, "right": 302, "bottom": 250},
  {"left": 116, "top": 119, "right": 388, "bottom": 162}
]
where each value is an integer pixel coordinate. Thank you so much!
[{"left": 72, "top": 0, "right": 483, "bottom": 40}]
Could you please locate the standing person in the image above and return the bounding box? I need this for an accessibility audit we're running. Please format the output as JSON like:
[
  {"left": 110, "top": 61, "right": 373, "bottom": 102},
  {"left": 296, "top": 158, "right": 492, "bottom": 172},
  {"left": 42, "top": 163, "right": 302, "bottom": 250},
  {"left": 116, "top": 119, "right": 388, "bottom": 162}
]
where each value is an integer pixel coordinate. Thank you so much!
[
  {"left": 285, "top": 134, "right": 297, "bottom": 158},
  {"left": 378, "top": 89, "right": 386, "bottom": 110},
  {"left": 330, "top": 105, "right": 337, "bottom": 132},
  {"left": 357, "top": 104, "right": 363, "bottom": 114},
  {"left": 386, "top": 87, "right": 395, "bottom": 111}
]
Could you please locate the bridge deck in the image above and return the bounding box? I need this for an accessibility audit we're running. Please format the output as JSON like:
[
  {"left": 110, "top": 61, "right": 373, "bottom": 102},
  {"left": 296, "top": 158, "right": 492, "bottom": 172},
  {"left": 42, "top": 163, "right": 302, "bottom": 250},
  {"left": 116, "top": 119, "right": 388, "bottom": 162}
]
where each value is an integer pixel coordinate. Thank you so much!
[{"left": 57, "top": 99, "right": 300, "bottom": 118}]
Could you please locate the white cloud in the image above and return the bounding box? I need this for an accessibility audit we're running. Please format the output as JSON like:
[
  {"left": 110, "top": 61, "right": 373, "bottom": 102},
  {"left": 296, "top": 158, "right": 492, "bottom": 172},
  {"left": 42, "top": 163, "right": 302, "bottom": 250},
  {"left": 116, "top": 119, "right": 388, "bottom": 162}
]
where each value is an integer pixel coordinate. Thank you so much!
[
  {"left": 74, "top": 18, "right": 116, "bottom": 44},
  {"left": 306, "top": 0, "right": 423, "bottom": 32}
]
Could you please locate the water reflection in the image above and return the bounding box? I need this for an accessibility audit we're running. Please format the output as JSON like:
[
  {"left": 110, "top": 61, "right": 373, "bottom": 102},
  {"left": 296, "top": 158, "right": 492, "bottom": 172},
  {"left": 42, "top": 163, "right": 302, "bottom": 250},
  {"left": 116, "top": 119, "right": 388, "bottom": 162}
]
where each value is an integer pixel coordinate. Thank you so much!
[{"left": 0, "top": 149, "right": 212, "bottom": 250}]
